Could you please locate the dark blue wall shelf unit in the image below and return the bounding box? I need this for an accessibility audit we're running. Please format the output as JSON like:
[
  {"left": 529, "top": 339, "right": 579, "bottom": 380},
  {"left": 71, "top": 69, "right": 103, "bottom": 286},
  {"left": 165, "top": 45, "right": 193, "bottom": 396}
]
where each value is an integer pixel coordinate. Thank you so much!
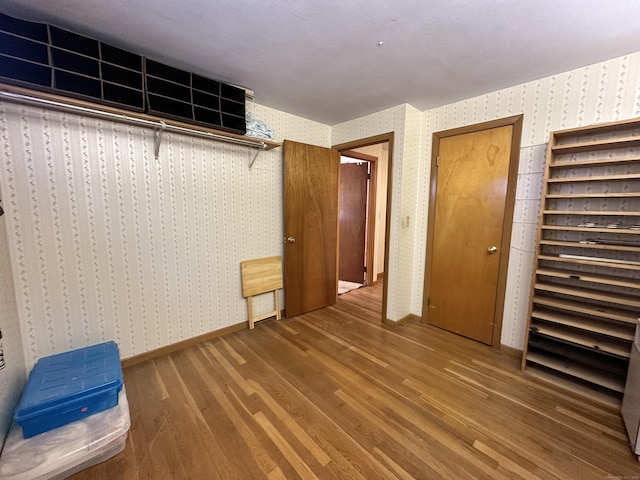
[{"left": 0, "top": 12, "right": 246, "bottom": 134}]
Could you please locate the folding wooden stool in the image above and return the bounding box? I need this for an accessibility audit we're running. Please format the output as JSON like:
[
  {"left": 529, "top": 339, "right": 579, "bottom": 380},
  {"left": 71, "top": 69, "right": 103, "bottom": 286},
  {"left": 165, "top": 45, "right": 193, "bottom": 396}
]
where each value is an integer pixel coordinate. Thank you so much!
[{"left": 240, "top": 256, "right": 283, "bottom": 329}]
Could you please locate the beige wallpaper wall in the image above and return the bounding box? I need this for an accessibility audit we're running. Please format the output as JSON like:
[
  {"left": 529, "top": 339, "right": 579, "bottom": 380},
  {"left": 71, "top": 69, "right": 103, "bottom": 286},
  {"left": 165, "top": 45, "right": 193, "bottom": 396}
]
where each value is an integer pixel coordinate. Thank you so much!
[
  {"left": 2, "top": 50, "right": 640, "bottom": 372},
  {"left": 420, "top": 52, "right": 640, "bottom": 349},
  {"left": 0, "top": 100, "right": 330, "bottom": 369},
  {"left": 0, "top": 212, "right": 26, "bottom": 445}
]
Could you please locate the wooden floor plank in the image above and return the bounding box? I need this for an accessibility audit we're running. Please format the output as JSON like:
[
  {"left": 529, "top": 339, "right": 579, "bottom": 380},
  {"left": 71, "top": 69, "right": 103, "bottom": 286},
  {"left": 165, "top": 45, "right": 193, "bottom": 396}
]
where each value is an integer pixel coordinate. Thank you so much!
[{"left": 69, "top": 282, "right": 640, "bottom": 479}]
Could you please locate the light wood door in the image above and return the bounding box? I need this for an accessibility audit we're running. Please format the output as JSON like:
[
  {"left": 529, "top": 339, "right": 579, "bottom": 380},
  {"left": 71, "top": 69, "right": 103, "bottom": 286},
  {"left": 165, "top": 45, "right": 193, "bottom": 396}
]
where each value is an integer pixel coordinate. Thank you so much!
[
  {"left": 425, "top": 119, "right": 521, "bottom": 345},
  {"left": 283, "top": 140, "right": 340, "bottom": 317},
  {"left": 339, "top": 162, "right": 368, "bottom": 283}
]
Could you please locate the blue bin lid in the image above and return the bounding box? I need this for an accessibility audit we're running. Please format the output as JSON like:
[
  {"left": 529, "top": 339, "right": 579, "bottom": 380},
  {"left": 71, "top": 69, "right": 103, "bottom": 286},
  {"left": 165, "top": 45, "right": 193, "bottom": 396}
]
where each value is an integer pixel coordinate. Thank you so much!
[{"left": 14, "top": 341, "right": 123, "bottom": 421}]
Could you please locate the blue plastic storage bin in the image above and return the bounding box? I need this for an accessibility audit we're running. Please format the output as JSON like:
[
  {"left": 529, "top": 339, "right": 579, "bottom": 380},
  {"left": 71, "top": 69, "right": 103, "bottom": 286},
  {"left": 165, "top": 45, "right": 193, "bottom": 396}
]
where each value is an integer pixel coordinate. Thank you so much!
[{"left": 14, "top": 341, "right": 123, "bottom": 438}]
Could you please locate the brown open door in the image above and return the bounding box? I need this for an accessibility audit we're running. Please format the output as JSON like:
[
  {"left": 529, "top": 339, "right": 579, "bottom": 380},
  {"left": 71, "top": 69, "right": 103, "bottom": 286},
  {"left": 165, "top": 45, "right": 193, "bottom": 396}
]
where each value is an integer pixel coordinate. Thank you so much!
[
  {"left": 423, "top": 116, "right": 522, "bottom": 346},
  {"left": 338, "top": 162, "right": 368, "bottom": 283},
  {"left": 283, "top": 140, "right": 340, "bottom": 318}
]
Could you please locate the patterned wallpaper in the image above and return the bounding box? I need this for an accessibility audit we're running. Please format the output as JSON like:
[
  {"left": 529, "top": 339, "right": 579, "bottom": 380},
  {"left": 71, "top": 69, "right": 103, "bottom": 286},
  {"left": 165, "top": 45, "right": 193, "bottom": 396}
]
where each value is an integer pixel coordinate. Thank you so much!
[
  {"left": 0, "top": 213, "right": 26, "bottom": 445},
  {"left": 420, "top": 51, "right": 640, "bottom": 349},
  {"left": 2, "top": 50, "right": 640, "bottom": 370},
  {"left": 0, "top": 100, "right": 329, "bottom": 368}
]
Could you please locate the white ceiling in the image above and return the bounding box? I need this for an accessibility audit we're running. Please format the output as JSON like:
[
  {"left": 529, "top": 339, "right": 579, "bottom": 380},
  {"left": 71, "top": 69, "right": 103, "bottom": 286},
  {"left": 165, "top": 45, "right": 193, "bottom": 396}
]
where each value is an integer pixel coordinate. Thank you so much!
[{"left": 3, "top": 0, "right": 640, "bottom": 125}]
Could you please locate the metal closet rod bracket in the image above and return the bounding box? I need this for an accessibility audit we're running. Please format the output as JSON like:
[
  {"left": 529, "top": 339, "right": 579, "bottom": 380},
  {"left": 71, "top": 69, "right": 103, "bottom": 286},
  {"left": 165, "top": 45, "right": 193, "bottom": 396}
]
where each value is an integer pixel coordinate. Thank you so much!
[
  {"left": 0, "top": 89, "right": 269, "bottom": 165},
  {"left": 249, "top": 143, "right": 268, "bottom": 169},
  {"left": 154, "top": 121, "right": 166, "bottom": 160}
]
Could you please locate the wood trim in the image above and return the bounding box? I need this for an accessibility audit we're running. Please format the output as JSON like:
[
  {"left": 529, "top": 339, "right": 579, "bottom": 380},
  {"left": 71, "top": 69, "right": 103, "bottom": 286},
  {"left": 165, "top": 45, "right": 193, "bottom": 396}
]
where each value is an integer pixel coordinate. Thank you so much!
[
  {"left": 121, "top": 321, "right": 246, "bottom": 367},
  {"left": 500, "top": 344, "right": 523, "bottom": 360},
  {"left": 340, "top": 150, "right": 378, "bottom": 162},
  {"left": 367, "top": 162, "right": 377, "bottom": 286},
  {"left": 334, "top": 132, "right": 394, "bottom": 326},
  {"left": 551, "top": 116, "right": 640, "bottom": 137},
  {"left": 422, "top": 115, "right": 524, "bottom": 350},
  {"left": 492, "top": 114, "right": 523, "bottom": 348},
  {"left": 333, "top": 133, "right": 395, "bottom": 152},
  {"left": 0, "top": 82, "right": 281, "bottom": 150},
  {"left": 383, "top": 313, "right": 420, "bottom": 327}
]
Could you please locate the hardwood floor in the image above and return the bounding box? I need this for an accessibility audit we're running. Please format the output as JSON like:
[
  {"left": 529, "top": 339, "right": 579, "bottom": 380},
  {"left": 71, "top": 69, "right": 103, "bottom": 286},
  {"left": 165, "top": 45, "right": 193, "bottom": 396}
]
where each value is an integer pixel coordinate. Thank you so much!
[{"left": 71, "top": 283, "right": 640, "bottom": 479}]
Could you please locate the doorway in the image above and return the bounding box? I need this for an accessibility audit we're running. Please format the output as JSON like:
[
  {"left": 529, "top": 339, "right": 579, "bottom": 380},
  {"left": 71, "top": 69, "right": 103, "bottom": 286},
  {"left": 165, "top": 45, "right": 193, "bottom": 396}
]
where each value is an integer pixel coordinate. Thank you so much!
[
  {"left": 422, "top": 115, "right": 523, "bottom": 347},
  {"left": 333, "top": 133, "right": 393, "bottom": 320}
]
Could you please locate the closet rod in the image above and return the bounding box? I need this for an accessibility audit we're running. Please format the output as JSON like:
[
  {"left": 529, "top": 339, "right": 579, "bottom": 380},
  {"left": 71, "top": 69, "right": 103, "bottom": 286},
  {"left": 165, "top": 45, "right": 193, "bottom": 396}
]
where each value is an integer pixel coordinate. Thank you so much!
[{"left": 0, "top": 90, "right": 267, "bottom": 151}]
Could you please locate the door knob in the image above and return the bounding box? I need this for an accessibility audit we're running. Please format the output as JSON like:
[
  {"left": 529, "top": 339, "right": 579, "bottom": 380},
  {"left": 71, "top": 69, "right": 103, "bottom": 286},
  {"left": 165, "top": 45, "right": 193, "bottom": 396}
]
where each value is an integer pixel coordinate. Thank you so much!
[
  {"left": 487, "top": 246, "right": 497, "bottom": 254},
  {"left": 286, "top": 236, "right": 296, "bottom": 244}
]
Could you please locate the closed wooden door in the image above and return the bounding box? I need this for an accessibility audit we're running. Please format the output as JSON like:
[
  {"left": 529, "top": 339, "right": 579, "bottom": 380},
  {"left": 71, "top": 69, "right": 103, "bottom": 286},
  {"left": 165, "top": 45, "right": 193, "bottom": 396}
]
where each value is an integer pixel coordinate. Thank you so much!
[
  {"left": 424, "top": 117, "right": 521, "bottom": 345},
  {"left": 283, "top": 140, "right": 340, "bottom": 317},
  {"left": 339, "top": 162, "right": 368, "bottom": 283}
]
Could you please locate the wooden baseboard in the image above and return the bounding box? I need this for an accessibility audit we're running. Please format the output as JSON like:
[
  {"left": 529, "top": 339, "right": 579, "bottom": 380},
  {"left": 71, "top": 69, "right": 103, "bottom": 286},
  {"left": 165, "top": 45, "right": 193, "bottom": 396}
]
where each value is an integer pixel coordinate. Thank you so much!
[
  {"left": 377, "top": 272, "right": 384, "bottom": 281},
  {"left": 499, "top": 344, "right": 523, "bottom": 360},
  {"left": 382, "top": 317, "right": 404, "bottom": 327},
  {"left": 402, "top": 313, "right": 421, "bottom": 323},
  {"left": 121, "top": 321, "right": 246, "bottom": 368},
  {"left": 383, "top": 313, "right": 420, "bottom": 327}
]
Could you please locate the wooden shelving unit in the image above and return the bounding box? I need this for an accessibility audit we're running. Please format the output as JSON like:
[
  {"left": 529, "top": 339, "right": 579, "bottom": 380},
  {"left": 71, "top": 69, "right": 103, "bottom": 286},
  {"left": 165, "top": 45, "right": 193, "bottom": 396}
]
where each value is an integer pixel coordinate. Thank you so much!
[{"left": 522, "top": 118, "right": 640, "bottom": 407}]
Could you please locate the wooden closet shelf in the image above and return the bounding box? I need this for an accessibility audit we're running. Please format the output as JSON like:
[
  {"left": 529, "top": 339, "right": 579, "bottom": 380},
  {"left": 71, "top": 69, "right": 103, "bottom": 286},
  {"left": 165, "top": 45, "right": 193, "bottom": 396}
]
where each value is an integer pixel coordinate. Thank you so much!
[
  {"left": 550, "top": 156, "right": 640, "bottom": 168},
  {"left": 534, "top": 282, "right": 640, "bottom": 308},
  {"left": 529, "top": 322, "right": 631, "bottom": 358},
  {"left": 547, "top": 173, "right": 640, "bottom": 183},
  {"left": 552, "top": 136, "right": 640, "bottom": 154},
  {"left": 526, "top": 351, "right": 626, "bottom": 393},
  {"left": 0, "top": 83, "right": 283, "bottom": 151},
  {"left": 553, "top": 118, "right": 640, "bottom": 138},
  {"left": 531, "top": 308, "right": 635, "bottom": 341},
  {"left": 536, "top": 267, "right": 640, "bottom": 290},
  {"left": 539, "top": 239, "right": 640, "bottom": 252},
  {"left": 543, "top": 210, "right": 640, "bottom": 216},
  {"left": 545, "top": 193, "right": 640, "bottom": 199},
  {"left": 538, "top": 254, "right": 640, "bottom": 271},
  {"left": 533, "top": 295, "right": 639, "bottom": 324},
  {"left": 541, "top": 225, "right": 640, "bottom": 234},
  {"left": 524, "top": 364, "right": 622, "bottom": 407}
]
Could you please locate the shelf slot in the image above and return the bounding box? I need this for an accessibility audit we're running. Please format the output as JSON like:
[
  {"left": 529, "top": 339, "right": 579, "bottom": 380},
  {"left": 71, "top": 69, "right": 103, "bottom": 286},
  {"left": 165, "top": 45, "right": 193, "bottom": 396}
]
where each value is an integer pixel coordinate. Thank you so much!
[
  {"left": 532, "top": 295, "right": 639, "bottom": 324},
  {"left": 526, "top": 350, "right": 626, "bottom": 392},
  {"left": 531, "top": 308, "right": 635, "bottom": 341},
  {"left": 536, "top": 267, "right": 640, "bottom": 290},
  {"left": 550, "top": 156, "right": 640, "bottom": 168},
  {"left": 534, "top": 282, "right": 640, "bottom": 308},
  {"left": 541, "top": 225, "right": 640, "bottom": 234},
  {"left": 538, "top": 254, "right": 640, "bottom": 271},
  {"left": 552, "top": 136, "right": 640, "bottom": 154},
  {"left": 540, "top": 239, "right": 640, "bottom": 252},
  {"left": 529, "top": 321, "right": 631, "bottom": 358},
  {"left": 543, "top": 210, "right": 640, "bottom": 216},
  {"left": 545, "top": 193, "right": 640, "bottom": 199},
  {"left": 547, "top": 173, "right": 640, "bottom": 183}
]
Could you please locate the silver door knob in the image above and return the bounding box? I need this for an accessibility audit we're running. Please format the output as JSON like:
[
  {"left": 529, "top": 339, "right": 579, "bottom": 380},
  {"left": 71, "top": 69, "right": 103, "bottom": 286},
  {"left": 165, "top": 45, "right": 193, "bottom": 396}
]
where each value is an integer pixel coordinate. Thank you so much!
[
  {"left": 286, "top": 236, "right": 296, "bottom": 244},
  {"left": 487, "top": 246, "right": 497, "bottom": 254}
]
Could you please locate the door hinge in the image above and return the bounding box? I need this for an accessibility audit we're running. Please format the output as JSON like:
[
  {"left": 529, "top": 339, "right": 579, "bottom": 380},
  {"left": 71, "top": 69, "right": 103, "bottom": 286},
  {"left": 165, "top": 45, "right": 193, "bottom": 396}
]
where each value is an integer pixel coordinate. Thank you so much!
[
  {"left": 363, "top": 266, "right": 367, "bottom": 272},
  {"left": 427, "top": 297, "right": 431, "bottom": 307},
  {"left": 367, "top": 173, "right": 371, "bottom": 180},
  {"left": 436, "top": 156, "right": 440, "bottom": 167}
]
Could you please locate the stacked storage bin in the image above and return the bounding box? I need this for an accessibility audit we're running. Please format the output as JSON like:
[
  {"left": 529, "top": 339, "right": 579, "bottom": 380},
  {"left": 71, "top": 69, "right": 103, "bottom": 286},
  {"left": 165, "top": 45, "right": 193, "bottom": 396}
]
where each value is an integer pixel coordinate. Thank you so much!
[{"left": 0, "top": 341, "right": 129, "bottom": 479}]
